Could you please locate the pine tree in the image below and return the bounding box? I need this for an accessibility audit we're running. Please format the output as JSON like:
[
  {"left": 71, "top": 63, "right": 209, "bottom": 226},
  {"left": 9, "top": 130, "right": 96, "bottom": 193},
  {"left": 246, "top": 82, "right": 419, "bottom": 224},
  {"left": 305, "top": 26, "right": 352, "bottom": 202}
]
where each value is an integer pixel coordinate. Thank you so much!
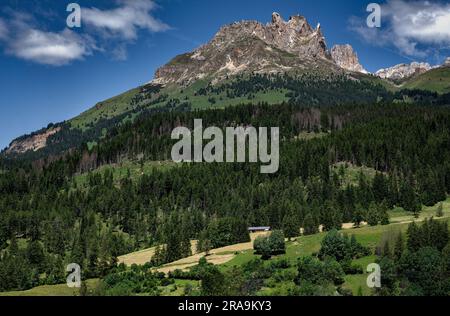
[
  {"left": 303, "top": 213, "right": 318, "bottom": 236},
  {"left": 282, "top": 212, "right": 299, "bottom": 241},
  {"left": 9, "top": 234, "right": 19, "bottom": 256},
  {"left": 372, "top": 173, "right": 388, "bottom": 203},
  {"left": 366, "top": 202, "right": 379, "bottom": 226},
  {"left": 164, "top": 213, "right": 183, "bottom": 263},
  {"left": 352, "top": 204, "right": 365, "bottom": 228},
  {"left": 322, "top": 202, "right": 342, "bottom": 232},
  {"left": 393, "top": 233, "right": 404, "bottom": 261},
  {"left": 26, "top": 240, "right": 46, "bottom": 273},
  {"left": 180, "top": 214, "right": 192, "bottom": 258},
  {"left": 0, "top": 217, "right": 8, "bottom": 250},
  {"left": 400, "top": 180, "right": 421, "bottom": 218},
  {"left": 379, "top": 203, "right": 390, "bottom": 225},
  {"left": 151, "top": 245, "right": 166, "bottom": 266},
  {"left": 406, "top": 222, "right": 422, "bottom": 252},
  {"left": 382, "top": 240, "right": 391, "bottom": 258}
]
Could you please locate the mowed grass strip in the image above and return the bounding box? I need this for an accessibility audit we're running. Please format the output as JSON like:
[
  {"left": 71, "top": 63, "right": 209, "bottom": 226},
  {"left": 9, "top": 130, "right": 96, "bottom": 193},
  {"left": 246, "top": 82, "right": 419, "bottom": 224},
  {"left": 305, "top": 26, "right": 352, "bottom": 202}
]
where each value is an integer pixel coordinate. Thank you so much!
[{"left": 0, "top": 279, "right": 99, "bottom": 297}]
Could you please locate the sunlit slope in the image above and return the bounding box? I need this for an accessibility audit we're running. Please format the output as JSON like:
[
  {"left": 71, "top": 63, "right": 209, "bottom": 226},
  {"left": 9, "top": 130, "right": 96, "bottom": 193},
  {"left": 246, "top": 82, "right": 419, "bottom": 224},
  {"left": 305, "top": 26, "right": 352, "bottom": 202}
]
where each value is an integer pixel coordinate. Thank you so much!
[{"left": 402, "top": 67, "right": 450, "bottom": 94}]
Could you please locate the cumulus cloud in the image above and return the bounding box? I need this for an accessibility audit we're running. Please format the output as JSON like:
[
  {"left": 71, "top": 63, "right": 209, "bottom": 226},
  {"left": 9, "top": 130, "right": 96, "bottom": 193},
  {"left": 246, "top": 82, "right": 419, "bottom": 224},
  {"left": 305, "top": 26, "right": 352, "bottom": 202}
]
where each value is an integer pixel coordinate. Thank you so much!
[
  {"left": 0, "top": 13, "right": 95, "bottom": 66},
  {"left": 8, "top": 29, "right": 95, "bottom": 66},
  {"left": 82, "top": 0, "right": 170, "bottom": 40},
  {"left": 350, "top": 0, "right": 450, "bottom": 58},
  {"left": 0, "top": 0, "right": 168, "bottom": 66}
]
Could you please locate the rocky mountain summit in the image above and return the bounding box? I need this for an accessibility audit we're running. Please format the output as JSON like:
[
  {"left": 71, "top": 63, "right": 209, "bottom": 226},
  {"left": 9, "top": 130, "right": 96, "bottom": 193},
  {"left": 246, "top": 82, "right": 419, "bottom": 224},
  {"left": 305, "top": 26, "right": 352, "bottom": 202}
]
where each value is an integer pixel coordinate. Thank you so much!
[
  {"left": 153, "top": 12, "right": 365, "bottom": 85},
  {"left": 375, "top": 62, "right": 432, "bottom": 81},
  {"left": 331, "top": 44, "right": 367, "bottom": 73},
  {"left": 444, "top": 57, "right": 450, "bottom": 67}
]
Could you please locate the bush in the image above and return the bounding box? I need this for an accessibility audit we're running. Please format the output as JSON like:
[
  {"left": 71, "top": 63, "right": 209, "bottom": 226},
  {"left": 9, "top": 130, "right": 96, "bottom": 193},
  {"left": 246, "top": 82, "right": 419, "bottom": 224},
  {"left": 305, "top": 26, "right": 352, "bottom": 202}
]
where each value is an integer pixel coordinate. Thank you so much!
[
  {"left": 253, "top": 230, "right": 286, "bottom": 260},
  {"left": 295, "top": 256, "right": 344, "bottom": 286},
  {"left": 319, "top": 230, "right": 370, "bottom": 262},
  {"left": 253, "top": 236, "right": 272, "bottom": 260},
  {"left": 272, "top": 269, "right": 297, "bottom": 283},
  {"left": 269, "top": 230, "right": 286, "bottom": 255},
  {"left": 340, "top": 258, "right": 363, "bottom": 275},
  {"left": 269, "top": 258, "right": 291, "bottom": 269},
  {"left": 160, "top": 278, "right": 175, "bottom": 286}
]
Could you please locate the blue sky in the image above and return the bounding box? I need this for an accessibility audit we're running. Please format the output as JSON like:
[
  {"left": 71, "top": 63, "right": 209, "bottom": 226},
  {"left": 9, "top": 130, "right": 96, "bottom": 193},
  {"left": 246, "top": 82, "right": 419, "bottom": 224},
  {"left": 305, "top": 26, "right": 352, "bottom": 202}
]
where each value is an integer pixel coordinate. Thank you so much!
[{"left": 0, "top": 0, "right": 449, "bottom": 149}]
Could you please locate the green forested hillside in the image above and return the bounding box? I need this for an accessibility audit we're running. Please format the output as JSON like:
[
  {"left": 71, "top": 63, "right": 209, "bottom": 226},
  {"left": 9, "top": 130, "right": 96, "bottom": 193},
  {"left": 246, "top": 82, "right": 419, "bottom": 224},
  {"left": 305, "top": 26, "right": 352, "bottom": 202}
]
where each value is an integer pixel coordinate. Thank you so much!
[
  {"left": 1, "top": 101, "right": 450, "bottom": 295},
  {"left": 4, "top": 73, "right": 450, "bottom": 162}
]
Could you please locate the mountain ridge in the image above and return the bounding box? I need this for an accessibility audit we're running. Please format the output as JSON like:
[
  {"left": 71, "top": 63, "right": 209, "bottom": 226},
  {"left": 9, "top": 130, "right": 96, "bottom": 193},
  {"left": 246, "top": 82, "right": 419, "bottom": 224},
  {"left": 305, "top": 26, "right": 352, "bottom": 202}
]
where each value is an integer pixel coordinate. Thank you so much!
[
  {"left": 152, "top": 12, "right": 368, "bottom": 86},
  {"left": 2, "top": 12, "right": 450, "bottom": 158}
]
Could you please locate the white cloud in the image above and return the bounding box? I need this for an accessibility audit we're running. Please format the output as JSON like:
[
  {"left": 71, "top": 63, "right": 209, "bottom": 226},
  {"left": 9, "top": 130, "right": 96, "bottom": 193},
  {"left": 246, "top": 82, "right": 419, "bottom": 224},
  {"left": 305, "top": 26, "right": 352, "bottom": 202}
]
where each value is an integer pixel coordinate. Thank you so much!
[
  {"left": 350, "top": 0, "right": 450, "bottom": 58},
  {"left": 0, "top": 13, "right": 95, "bottom": 66},
  {"left": 8, "top": 29, "right": 95, "bottom": 66},
  {"left": 0, "top": 0, "right": 168, "bottom": 66},
  {"left": 82, "top": 0, "right": 170, "bottom": 40},
  {"left": 384, "top": 0, "right": 450, "bottom": 44}
]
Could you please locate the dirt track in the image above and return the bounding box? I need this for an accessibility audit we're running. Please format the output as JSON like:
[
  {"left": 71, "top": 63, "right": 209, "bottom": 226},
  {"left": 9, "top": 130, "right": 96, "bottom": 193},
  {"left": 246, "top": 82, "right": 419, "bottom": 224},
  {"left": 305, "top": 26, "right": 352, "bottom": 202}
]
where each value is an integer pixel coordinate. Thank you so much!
[
  {"left": 118, "top": 232, "right": 269, "bottom": 273},
  {"left": 155, "top": 231, "right": 269, "bottom": 274}
]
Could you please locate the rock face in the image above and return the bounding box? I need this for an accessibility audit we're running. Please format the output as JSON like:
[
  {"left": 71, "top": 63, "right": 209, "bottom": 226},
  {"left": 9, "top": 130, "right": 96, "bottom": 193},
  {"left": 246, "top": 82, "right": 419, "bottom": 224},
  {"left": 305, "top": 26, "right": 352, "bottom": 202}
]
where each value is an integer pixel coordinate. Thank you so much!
[
  {"left": 444, "top": 57, "right": 450, "bottom": 67},
  {"left": 153, "top": 12, "right": 341, "bottom": 85},
  {"left": 375, "top": 62, "right": 431, "bottom": 81},
  {"left": 5, "top": 127, "right": 61, "bottom": 155},
  {"left": 331, "top": 44, "right": 367, "bottom": 73},
  {"left": 262, "top": 13, "right": 328, "bottom": 59}
]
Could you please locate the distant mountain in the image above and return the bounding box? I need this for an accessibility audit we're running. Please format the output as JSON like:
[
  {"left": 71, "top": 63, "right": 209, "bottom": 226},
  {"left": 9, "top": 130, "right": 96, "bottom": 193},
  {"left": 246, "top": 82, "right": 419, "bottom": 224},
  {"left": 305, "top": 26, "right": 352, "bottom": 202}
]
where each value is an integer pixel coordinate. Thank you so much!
[
  {"left": 374, "top": 58, "right": 450, "bottom": 93},
  {"left": 153, "top": 12, "right": 367, "bottom": 85},
  {"left": 375, "top": 62, "right": 433, "bottom": 82},
  {"left": 402, "top": 64, "right": 450, "bottom": 94}
]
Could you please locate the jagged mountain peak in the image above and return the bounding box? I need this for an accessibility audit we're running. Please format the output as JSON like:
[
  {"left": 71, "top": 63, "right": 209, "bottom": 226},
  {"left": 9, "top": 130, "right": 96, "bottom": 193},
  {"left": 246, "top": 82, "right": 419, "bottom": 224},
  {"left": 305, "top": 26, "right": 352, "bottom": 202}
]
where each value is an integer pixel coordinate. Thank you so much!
[
  {"left": 444, "top": 57, "right": 450, "bottom": 67},
  {"left": 153, "top": 12, "right": 336, "bottom": 86},
  {"left": 271, "top": 12, "right": 313, "bottom": 34},
  {"left": 376, "top": 62, "right": 432, "bottom": 81},
  {"left": 331, "top": 44, "right": 367, "bottom": 74}
]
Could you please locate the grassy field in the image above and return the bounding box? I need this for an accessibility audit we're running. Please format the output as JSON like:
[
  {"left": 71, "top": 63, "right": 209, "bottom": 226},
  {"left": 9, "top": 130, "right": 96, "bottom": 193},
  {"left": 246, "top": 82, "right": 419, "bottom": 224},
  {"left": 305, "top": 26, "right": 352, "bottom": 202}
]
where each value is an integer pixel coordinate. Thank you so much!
[
  {"left": 0, "top": 279, "right": 99, "bottom": 296},
  {"left": 296, "top": 131, "right": 328, "bottom": 141},
  {"left": 332, "top": 162, "right": 379, "bottom": 187},
  {"left": 388, "top": 196, "right": 450, "bottom": 224},
  {"left": 67, "top": 78, "right": 290, "bottom": 135},
  {"left": 70, "top": 88, "right": 140, "bottom": 131},
  {"left": 73, "top": 160, "right": 178, "bottom": 187},
  {"left": 4, "top": 198, "right": 450, "bottom": 296},
  {"left": 158, "top": 279, "right": 201, "bottom": 296},
  {"left": 402, "top": 67, "right": 450, "bottom": 94},
  {"left": 118, "top": 240, "right": 198, "bottom": 266}
]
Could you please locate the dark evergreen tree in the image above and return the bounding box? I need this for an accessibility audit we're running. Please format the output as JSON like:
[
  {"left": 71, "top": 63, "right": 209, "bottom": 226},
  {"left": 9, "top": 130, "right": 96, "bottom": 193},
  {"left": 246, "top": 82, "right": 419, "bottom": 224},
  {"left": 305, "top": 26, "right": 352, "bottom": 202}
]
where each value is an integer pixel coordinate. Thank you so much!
[{"left": 282, "top": 212, "right": 299, "bottom": 241}]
